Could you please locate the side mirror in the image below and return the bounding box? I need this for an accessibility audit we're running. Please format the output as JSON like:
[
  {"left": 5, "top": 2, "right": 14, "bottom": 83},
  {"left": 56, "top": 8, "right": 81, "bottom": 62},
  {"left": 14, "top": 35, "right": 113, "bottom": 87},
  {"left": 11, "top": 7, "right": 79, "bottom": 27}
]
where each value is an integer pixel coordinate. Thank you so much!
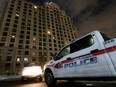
[{"left": 50, "top": 53, "right": 55, "bottom": 57}]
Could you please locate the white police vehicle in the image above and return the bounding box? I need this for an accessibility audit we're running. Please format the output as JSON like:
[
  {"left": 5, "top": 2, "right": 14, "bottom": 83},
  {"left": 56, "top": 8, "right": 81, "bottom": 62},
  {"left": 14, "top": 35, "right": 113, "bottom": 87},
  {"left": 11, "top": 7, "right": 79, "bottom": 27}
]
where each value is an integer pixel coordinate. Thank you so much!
[{"left": 44, "top": 30, "right": 116, "bottom": 86}]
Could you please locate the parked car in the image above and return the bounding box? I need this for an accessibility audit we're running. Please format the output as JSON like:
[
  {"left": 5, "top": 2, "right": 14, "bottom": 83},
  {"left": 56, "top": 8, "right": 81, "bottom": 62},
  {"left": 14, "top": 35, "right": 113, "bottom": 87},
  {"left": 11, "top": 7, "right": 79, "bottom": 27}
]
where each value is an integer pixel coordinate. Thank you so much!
[
  {"left": 44, "top": 30, "right": 116, "bottom": 86},
  {"left": 21, "top": 62, "right": 42, "bottom": 82}
]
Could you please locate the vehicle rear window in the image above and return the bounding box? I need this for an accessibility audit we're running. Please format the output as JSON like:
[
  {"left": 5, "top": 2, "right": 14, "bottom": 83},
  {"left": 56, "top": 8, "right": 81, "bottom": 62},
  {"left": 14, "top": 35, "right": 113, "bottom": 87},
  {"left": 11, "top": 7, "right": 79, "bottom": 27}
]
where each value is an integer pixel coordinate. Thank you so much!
[{"left": 70, "top": 35, "right": 94, "bottom": 53}]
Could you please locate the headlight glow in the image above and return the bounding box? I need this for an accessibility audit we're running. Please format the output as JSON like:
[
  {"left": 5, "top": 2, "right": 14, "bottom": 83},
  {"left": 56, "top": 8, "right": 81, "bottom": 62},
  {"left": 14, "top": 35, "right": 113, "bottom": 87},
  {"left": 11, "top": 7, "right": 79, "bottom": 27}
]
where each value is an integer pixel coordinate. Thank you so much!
[{"left": 22, "top": 66, "right": 42, "bottom": 76}]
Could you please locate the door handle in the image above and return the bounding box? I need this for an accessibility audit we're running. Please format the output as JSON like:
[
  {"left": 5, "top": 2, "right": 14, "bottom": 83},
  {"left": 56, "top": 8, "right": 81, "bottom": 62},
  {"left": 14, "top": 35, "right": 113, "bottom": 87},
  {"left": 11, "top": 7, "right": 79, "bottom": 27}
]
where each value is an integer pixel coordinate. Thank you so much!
[
  {"left": 50, "top": 62, "right": 53, "bottom": 64},
  {"left": 67, "top": 57, "right": 71, "bottom": 60},
  {"left": 91, "top": 49, "right": 99, "bottom": 53}
]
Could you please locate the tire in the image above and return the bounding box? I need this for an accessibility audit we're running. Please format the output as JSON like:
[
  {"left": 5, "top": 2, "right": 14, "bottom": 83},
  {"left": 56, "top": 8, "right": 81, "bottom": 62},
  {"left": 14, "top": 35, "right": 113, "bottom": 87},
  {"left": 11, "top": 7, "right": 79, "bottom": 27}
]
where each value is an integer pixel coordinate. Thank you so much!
[
  {"left": 21, "top": 77, "right": 24, "bottom": 82},
  {"left": 44, "top": 69, "right": 56, "bottom": 86},
  {"left": 68, "top": 79, "right": 75, "bottom": 82}
]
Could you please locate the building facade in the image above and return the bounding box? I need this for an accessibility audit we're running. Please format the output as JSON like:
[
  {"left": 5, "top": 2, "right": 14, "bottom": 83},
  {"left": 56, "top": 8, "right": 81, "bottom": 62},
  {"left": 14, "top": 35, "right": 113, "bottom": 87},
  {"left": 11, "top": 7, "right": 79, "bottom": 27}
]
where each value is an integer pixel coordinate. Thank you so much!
[{"left": 0, "top": 0, "right": 76, "bottom": 74}]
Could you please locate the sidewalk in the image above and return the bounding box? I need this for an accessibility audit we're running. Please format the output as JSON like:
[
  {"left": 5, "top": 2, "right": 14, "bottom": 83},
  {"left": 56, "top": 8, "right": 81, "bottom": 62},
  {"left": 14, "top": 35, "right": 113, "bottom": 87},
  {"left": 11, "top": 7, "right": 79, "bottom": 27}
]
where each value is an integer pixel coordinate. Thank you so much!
[
  {"left": 0, "top": 75, "right": 21, "bottom": 81},
  {"left": 0, "top": 75, "right": 8, "bottom": 81}
]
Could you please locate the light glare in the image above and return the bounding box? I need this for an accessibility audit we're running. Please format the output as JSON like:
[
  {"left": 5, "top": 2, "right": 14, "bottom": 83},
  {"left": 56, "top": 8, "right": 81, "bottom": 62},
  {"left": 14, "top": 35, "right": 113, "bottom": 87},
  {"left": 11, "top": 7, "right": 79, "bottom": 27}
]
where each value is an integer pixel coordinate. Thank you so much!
[{"left": 22, "top": 66, "right": 42, "bottom": 76}]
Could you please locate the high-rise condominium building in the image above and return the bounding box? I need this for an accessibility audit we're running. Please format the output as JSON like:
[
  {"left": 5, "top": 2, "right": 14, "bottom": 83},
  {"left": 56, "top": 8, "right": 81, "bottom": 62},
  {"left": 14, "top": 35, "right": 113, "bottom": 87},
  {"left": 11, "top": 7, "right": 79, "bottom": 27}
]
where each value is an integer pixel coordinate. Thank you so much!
[{"left": 0, "top": 0, "right": 76, "bottom": 74}]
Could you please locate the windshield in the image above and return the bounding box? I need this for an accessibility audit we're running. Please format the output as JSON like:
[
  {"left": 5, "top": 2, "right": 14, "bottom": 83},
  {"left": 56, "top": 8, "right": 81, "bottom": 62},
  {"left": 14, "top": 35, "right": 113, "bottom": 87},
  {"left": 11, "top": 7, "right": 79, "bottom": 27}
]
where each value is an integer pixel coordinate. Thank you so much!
[{"left": 25, "top": 63, "right": 40, "bottom": 67}]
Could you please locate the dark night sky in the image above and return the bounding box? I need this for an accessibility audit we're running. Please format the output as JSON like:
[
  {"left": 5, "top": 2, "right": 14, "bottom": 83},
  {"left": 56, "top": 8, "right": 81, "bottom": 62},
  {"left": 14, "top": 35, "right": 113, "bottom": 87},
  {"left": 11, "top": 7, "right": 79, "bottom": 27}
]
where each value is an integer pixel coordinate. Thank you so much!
[{"left": 0, "top": 0, "right": 116, "bottom": 37}]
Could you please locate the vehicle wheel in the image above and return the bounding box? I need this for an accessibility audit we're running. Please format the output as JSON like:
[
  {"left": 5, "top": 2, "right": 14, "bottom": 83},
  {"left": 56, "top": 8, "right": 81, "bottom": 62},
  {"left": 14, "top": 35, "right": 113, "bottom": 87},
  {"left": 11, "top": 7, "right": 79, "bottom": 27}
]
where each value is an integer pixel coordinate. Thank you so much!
[
  {"left": 21, "top": 77, "right": 24, "bottom": 82},
  {"left": 44, "top": 69, "right": 56, "bottom": 86},
  {"left": 68, "top": 79, "right": 75, "bottom": 82}
]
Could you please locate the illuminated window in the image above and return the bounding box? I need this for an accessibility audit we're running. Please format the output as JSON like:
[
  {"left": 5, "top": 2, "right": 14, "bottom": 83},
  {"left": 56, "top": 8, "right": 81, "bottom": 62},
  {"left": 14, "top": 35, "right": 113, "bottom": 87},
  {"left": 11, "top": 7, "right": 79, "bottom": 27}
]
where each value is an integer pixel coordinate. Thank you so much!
[
  {"left": 47, "top": 30, "right": 51, "bottom": 35},
  {"left": 16, "top": 13, "right": 19, "bottom": 17},
  {"left": 24, "top": 57, "right": 28, "bottom": 62},
  {"left": 11, "top": 35, "right": 15, "bottom": 38},
  {"left": 34, "top": 6, "right": 37, "bottom": 9},
  {"left": 17, "top": 57, "right": 21, "bottom": 62},
  {"left": 33, "top": 38, "right": 36, "bottom": 40},
  {"left": 32, "top": 51, "right": 35, "bottom": 56}
]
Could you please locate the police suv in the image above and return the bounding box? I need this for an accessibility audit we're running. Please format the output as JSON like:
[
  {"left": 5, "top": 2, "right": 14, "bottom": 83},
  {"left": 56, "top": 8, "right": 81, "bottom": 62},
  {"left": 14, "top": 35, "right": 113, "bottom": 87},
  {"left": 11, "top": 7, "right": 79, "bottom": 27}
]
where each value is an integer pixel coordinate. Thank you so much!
[{"left": 44, "top": 30, "right": 116, "bottom": 86}]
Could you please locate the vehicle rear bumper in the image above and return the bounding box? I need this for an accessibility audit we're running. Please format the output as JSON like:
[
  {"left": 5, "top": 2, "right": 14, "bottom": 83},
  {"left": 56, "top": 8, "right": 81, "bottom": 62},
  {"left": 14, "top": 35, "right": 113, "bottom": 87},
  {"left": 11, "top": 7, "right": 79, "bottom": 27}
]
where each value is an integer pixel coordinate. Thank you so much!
[{"left": 21, "top": 74, "right": 42, "bottom": 80}]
